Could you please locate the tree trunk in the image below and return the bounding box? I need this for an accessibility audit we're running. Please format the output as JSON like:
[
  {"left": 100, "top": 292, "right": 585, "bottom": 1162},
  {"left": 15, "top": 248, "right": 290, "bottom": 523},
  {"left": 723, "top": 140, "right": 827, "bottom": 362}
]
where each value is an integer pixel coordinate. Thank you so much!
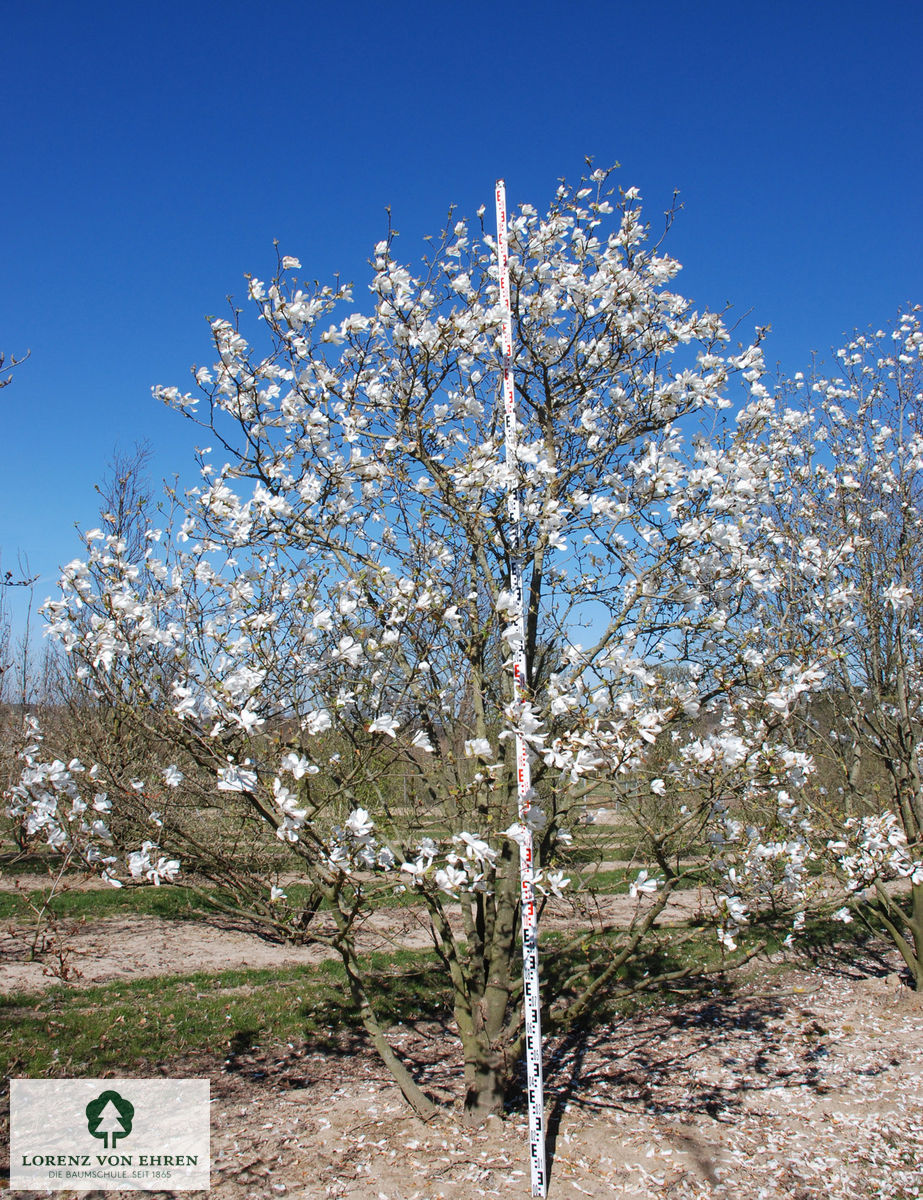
[
  {"left": 339, "top": 947, "right": 437, "bottom": 1120},
  {"left": 461, "top": 1033, "right": 512, "bottom": 1124},
  {"left": 911, "top": 881, "right": 923, "bottom": 993}
]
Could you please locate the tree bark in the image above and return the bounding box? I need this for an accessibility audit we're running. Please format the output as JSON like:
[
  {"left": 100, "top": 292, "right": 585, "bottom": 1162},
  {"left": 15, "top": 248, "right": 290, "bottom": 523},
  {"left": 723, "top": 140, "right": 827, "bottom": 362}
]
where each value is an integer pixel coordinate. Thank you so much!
[{"left": 461, "top": 1033, "right": 511, "bottom": 1124}]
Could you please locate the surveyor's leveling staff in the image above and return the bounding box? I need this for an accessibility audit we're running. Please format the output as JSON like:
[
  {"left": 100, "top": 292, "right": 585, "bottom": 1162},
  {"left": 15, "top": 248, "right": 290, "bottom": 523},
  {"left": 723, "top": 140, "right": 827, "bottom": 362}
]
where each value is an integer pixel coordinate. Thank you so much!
[{"left": 494, "top": 179, "right": 548, "bottom": 1199}]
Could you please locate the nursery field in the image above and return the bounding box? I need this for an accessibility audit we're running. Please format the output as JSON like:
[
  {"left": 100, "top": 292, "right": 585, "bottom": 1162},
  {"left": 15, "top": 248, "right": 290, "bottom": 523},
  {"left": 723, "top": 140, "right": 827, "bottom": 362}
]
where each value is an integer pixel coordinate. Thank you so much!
[{"left": 2, "top": 870, "right": 922, "bottom": 1200}]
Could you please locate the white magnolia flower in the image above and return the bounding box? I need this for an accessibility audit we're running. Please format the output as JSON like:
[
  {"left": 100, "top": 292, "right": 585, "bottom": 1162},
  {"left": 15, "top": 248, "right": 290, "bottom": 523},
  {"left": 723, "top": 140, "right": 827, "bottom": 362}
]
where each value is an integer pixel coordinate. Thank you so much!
[
  {"left": 128, "top": 841, "right": 179, "bottom": 886},
  {"left": 502, "top": 822, "right": 526, "bottom": 847},
  {"left": 368, "top": 714, "right": 400, "bottom": 737},
  {"left": 312, "top": 608, "right": 334, "bottom": 631},
  {"left": 162, "top": 765, "right": 184, "bottom": 788},
  {"left": 453, "top": 831, "right": 497, "bottom": 865},
  {"left": 217, "top": 763, "right": 258, "bottom": 792},
  {"left": 629, "top": 869, "right": 662, "bottom": 898},
  {"left": 464, "top": 737, "right": 493, "bottom": 759},
  {"left": 276, "top": 816, "right": 302, "bottom": 843},
  {"left": 280, "top": 751, "right": 312, "bottom": 778},
  {"left": 718, "top": 893, "right": 748, "bottom": 924},
  {"left": 435, "top": 864, "right": 467, "bottom": 895},
  {"left": 147, "top": 855, "right": 180, "bottom": 886},
  {"left": 233, "top": 704, "right": 264, "bottom": 734},
  {"left": 495, "top": 590, "right": 519, "bottom": 616},
  {"left": 302, "top": 709, "right": 332, "bottom": 735},
  {"left": 718, "top": 927, "right": 738, "bottom": 952},
  {"left": 883, "top": 582, "right": 914, "bottom": 612},
  {"left": 345, "top": 808, "right": 374, "bottom": 838},
  {"left": 272, "top": 777, "right": 304, "bottom": 815},
  {"left": 544, "top": 869, "right": 570, "bottom": 898},
  {"left": 128, "top": 844, "right": 153, "bottom": 878}
]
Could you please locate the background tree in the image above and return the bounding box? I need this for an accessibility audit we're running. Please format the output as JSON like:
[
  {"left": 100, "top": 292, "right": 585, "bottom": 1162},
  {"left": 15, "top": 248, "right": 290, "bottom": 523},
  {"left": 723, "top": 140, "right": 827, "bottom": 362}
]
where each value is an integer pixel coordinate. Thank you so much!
[
  {"left": 758, "top": 312, "right": 923, "bottom": 985},
  {"left": 24, "top": 169, "right": 831, "bottom": 1119}
]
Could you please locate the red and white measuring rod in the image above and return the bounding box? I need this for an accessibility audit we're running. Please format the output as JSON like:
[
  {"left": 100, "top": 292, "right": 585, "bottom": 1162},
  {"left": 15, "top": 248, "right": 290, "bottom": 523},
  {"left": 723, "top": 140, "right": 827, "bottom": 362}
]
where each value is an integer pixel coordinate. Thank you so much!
[{"left": 494, "top": 179, "right": 547, "bottom": 1199}]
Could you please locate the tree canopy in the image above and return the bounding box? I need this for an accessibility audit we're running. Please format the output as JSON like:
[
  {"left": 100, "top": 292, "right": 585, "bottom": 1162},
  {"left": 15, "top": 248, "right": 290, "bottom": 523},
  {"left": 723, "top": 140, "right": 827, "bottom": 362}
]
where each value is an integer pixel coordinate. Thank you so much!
[{"left": 7, "top": 170, "right": 922, "bottom": 1121}]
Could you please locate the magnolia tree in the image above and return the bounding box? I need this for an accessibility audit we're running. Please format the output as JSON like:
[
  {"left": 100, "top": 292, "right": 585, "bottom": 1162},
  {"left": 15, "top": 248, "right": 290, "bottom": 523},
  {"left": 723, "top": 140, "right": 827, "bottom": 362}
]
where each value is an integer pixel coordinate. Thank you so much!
[
  {"left": 15, "top": 169, "right": 840, "bottom": 1118},
  {"left": 755, "top": 313, "right": 923, "bottom": 986}
]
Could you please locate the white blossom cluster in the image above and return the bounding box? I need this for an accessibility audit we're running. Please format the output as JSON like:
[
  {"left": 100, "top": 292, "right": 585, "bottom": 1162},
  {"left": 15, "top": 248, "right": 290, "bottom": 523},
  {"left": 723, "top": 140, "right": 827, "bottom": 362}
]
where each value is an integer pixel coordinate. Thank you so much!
[
  {"left": 5, "top": 717, "right": 179, "bottom": 888},
  {"left": 830, "top": 813, "right": 923, "bottom": 892}
]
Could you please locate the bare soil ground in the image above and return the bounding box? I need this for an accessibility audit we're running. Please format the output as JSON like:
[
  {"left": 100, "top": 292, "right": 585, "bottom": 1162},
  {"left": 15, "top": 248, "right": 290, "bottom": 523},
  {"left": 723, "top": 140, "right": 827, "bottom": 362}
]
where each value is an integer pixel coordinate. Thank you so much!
[
  {"left": 2, "top": 889, "right": 922, "bottom": 1199},
  {"left": 200, "top": 955, "right": 923, "bottom": 1200},
  {"left": 0, "top": 884, "right": 708, "bottom": 995}
]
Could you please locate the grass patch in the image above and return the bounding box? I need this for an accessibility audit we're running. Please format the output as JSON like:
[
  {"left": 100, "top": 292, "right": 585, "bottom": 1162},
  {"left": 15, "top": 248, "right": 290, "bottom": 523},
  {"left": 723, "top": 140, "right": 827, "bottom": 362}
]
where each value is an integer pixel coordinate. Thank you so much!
[
  {"left": 0, "top": 950, "right": 452, "bottom": 1079},
  {"left": 0, "top": 875, "right": 442, "bottom": 927},
  {"left": 569, "top": 867, "right": 633, "bottom": 893},
  {"left": 0, "top": 885, "right": 239, "bottom": 923},
  {"left": 2, "top": 930, "right": 724, "bottom": 1082},
  {"left": 0, "top": 904, "right": 887, "bottom": 1084},
  {"left": 0, "top": 851, "right": 62, "bottom": 873},
  {"left": 567, "top": 865, "right": 703, "bottom": 894}
]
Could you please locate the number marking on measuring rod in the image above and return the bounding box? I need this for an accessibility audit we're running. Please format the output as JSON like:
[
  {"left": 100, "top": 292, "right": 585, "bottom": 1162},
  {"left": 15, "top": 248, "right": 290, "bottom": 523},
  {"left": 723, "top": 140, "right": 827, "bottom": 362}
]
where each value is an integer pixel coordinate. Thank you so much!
[{"left": 494, "top": 178, "right": 547, "bottom": 1199}]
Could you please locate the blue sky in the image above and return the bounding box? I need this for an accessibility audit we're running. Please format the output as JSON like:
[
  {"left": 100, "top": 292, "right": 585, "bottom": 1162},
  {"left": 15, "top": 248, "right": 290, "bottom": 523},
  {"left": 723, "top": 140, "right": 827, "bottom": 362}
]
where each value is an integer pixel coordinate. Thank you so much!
[{"left": 2, "top": 0, "right": 921, "bottom": 639}]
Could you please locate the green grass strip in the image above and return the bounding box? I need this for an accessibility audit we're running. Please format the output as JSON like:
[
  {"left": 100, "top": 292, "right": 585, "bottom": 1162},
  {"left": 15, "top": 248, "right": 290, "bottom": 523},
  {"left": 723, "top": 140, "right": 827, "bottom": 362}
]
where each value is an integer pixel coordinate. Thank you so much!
[
  {"left": 0, "top": 908, "right": 887, "bottom": 1082},
  {"left": 0, "top": 950, "right": 451, "bottom": 1079}
]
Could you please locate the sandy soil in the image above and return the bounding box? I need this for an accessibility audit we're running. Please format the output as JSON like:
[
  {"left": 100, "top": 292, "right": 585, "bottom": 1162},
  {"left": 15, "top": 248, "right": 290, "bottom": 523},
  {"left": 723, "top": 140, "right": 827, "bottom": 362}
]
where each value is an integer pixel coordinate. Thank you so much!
[
  {"left": 199, "top": 955, "right": 923, "bottom": 1200},
  {"left": 2, "top": 886, "right": 922, "bottom": 1199},
  {"left": 0, "top": 878, "right": 709, "bottom": 995}
]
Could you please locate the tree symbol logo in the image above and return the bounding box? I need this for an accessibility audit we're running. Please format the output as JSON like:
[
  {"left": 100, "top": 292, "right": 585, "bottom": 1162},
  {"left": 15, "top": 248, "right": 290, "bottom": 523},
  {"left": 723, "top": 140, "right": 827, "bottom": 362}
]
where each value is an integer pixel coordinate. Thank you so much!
[{"left": 85, "top": 1090, "right": 135, "bottom": 1149}]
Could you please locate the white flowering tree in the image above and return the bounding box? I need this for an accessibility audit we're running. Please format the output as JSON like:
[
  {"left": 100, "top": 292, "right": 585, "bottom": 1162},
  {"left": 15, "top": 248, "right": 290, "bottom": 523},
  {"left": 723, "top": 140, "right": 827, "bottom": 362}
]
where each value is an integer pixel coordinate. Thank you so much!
[
  {"left": 25, "top": 169, "right": 835, "bottom": 1118},
  {"left": 757, "top": 313, "right": 923, "bottom": 987}
]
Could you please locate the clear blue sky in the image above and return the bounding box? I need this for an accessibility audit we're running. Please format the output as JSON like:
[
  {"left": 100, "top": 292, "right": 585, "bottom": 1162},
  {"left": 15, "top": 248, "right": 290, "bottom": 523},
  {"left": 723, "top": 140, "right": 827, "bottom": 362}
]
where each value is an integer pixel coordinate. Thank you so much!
[{"left": 2, "top": 0, "right": 921, "bottom": 639}]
